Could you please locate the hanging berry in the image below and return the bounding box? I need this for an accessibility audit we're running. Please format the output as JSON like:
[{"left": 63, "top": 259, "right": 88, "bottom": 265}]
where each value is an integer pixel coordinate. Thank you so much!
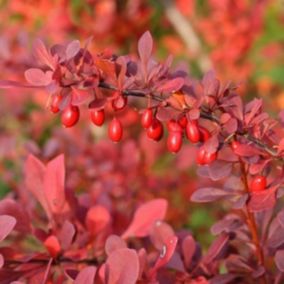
[
  {"left": 167, "top": 131, "right": 182, "bottom": 153},
  {"left": 108, "top": 117, "right": 123, "bottom": 142},
  {"left": 141, "top": 108, "right": 153, "bottom": 129},
  {"left": 90, "top": 109, "right": 105, "bottom": 126},
  {"left": 147, "top": 119, "right": 164, "bottom": 141},
  {"left": 61, "top": 105, "right": 80, "bottom": 128},
  {"left": 186, "top": 120, "right": 201, "bottom": 143},
  {"left": 196, "top": 147, "right": 217, "bottom": 165},
  {"left": 50, "top": 95, "right": 63, "bottom": 114}
]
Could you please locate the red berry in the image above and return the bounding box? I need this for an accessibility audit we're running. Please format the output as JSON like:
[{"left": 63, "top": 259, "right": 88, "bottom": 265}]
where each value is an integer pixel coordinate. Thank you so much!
[
  {"left": 147, "top": 119, "right": 164, "bottom": 141},
  {"left": 90, "top": 109, "right": 105, "bottom": 126},
  {"left": 178, "top": 115, "right": 188, "bottom": 128},
  {"left": 167, "top": 131, "right": 182, "bottom": 153},
  {"left": 250, "top": 176, "right": 267, "bottom": 192},
  {"left": 196, "top": 147, "right": 217, "bottom": 165},
  {"left": 141, "top": 108, "right": 153, "bottom": 129},
  {"left": 186, "top": 120, "right": 200, "bottom": 143},
  {"left": 50, "top": 95, "right": 63, "bottom": 113},
  {"left": 199, "top": 126, "right": 211, "bottom": 142},
  {"left": 167, "top": 119, "right": 182, "bottom": 132},
  {"left": 61, "top": 105, "right": 80, "bottom": 127},
  {"left": 108, "top": 117, "right": 123, "bottom": 142},
  {"left": 112, "top": 95, "right": 127, "bottom": 111}
]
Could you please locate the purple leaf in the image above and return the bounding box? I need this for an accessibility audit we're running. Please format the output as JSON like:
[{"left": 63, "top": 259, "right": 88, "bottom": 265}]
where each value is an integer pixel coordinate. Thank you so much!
[
  {"left": 208, "top": 160, "right": 232, "bottom": 181},
  {"left": 191, "top": 187, "right": 231, "bottom": 203},
  {"left": 105, "top": 248, "right": 139, "bottom": 284},
  {"left": 203, "top": 233, "right": 230, "bottom": 263},
  {"left": 24, "top": 68, "right": 52, "bottom": 86},
  {"left": 44, "top": 154, "right": 66, "bottom": 214},
  {"left": 211, "top": 215, "right": 242, "bottom": 235},
  {"left": 138, "top": 31, "right": 153, "bottom": 65},
  {"left": 66, "top": 40, "right": 81, "bottom": 61},
  {"left": 74, "top": 266, "right": 97, "bottom": 284},
  {"left": 32, "top": 39, "right": 56, "bottom": 70},
  {"left": 0, "top": 199, "right": 31, "bottom": 233},
  {"left": 203, "top": 135, "right": 219, "bottom": 154},
  {"left": 157, "top": 77, "right": 185, "bottom": 93},
  {"left": 233, "top": 143, "right": 262, "bottom": 157},
  {"left": 247, "top": 187, "right": 277, "bottom": 212},
  {"left": 0, "top": 215, "right": 16, "bottom": 241},
  {"left": 275, "top": 250, "right": 284, "bottom": 272},
  {"left": 122, "top": 199, "right": 168, "bottom": 239},
  {"left": 202, "top": 70, "right": 220, "bottom": 96}
]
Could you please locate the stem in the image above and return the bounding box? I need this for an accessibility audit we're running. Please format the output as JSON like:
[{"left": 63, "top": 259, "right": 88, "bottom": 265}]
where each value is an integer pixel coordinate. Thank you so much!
[
  {"left": 98, "top": 81, "right": 282, "bottom": 162},
  {"left": 239, "top": 159, "right": 267, "bottom": 284}
]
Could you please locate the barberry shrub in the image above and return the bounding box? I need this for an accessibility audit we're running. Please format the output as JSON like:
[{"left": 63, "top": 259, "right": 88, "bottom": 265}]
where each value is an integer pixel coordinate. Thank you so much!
[{"left": 0, "top": 31, "right": 284, "bottom": 284}]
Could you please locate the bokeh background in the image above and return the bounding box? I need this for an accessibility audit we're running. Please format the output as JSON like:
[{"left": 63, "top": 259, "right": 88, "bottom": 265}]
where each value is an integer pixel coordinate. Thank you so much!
[{"left": 0, "top": 0, "right": 283, "bottom": 247}]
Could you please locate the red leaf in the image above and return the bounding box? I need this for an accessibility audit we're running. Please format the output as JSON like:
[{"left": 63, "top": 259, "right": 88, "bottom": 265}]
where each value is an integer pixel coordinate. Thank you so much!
[
  {"left": 138, "top": 31, "right": 153, "bottom": 66},
  {"left": 58, "top": 220, "right": 76, "bottom": 250},
  {"left": 157, "top": 77, "right": 185, "bottom": 93},
  {"left": 122, "top": 199, "right": 168, "bottom": 239},
  {"left": 248, "top": 187, "right": 277, "bottom": 212},
  {"left": 74, "top": 266, "right": 97, "bottom": 284},
  {"left": 66, "top": 40, "right": 81, "bottom": 61},
  {"left": 149, "top": 236, "right": 178, "bottom": 276},
  {"left": 275, "top": 250, "right": 284, "bottom": 272},
  {"left": 182, "top": 235, "right": 196, "bottom": 269},
  {"left": 150, "top": 221, "right": 175, "bottom": 250},
  {"left": 0, "top": 215, "right": 16, "bottom": 241},
  {"left": 32, "top": 39, "right": 56, "bottom": 70},
  {"left": 0, "top": 254, "right": 3, "bottom": 269},
  {"left": 71, "top": 87, "right": 93, "bottom": 106},
  {"left": 233, "top": 143, "right": 262, "bottom": 157},
  {"left": 0, "top": 80, "right": 37, "bottom": 89},
  {"left": 105, "top": 248, "right": 139, "bottom": 284},
  {"left": 105, "top": 235, "right": 127, "bottom": 256},
  {"left": 24, "top": 155, "right": 51, "bottom": 219},
  {"left": 95, "top": 59, "right": 116, "bottom": 80},
  {"left": 0, "top": 199, "right": 31, "bottom": 233},
  {"left": 24, "top": 68, "right": 52, "bottom": 86},
  {"left": 85, "top": 205, "right": 111, "bottom": 236},
  {"left": 44, "top": 154, "right": 66, "bottom": 214}
]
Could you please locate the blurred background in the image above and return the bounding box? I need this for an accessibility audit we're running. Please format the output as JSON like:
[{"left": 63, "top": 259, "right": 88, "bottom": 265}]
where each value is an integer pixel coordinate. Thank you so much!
[{"left": 0, "top": 0, "right": 283, "bottom": 247}]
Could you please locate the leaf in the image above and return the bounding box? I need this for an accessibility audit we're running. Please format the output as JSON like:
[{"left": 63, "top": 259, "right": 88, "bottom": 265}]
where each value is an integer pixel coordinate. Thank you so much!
[
  {"left": 58, "top": 220, "right": 76, "bottom": 250},
  {"left": 150, "top": 221, "right": 175, "bottom": 250},
  {"left": 191, "top": 187, "right": 231, "bottom": 203},
  {"left": 203, "top": 233, "right": 230, "bottom": 264},
  {"left": 233, "top": 143, "right": 262, "bottom": 157},
  {"left": 0, "top": 199, "right": 31, "bottom": 233},
  {"left": 138, "top": 31, "right": 153, "bottom": 65},
  {"left": 105, "top": 248, "right": 139, "bottom": 284},
  {"left": 32, "top": 39, "right": 56, "bottom": 70},
  {"left": 66, "top": 40, "right": 81, "bottom": 61},
  {"left": 44, "top": 154, "right": 66, "bottom": 214},
  {"left": 182, "top": 235, "right": 196, "bottom": 269},
  {"left": 202, "top": 70, "right": 220, "bottom": 96},
  {"left": 208, "top": 160, "right": 232, "bottom": 181},
  {"left": 71, "top": 87, "right": 93, "bottom": 106},
  {"left": 85, "top": 205, "right": 111, "bottom": 236},
  {"left": 121, "top": 199, "right": 168, "bottom": 239},
  {"left": 105, "top": 235, "right": 127, "bottom": 256},
  {"left": 74, "top": 266, "right": 97, "bottom": 284},
  {"left": 247, "top": 187, "right": 277, "bottom": 212},
  {"left": 0, "top": 80, "right": 37, "bottom": 89},
  {"left": 157, "top": 77, "right": 185, "bottom": 93},
  {"left": 275, "top": 250, "right": 284, "bottom": 272},
  {"left": 95, "top": 59, "right": 116, "bottom": 81},
  {"left": 211, "top": 215, "right": 242, "bottom": 235},
  {"left": 24, "top": 68, "right": 52, "bottom": 86},
  {"left": 149, "top": 236, "right": 178, "bottom": 276},
  {"left": 0, "top": 215, "right": 16, "bottom": 241},
  {"left": 24, "top": 155, "right": 51, "bottom": 219}
]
